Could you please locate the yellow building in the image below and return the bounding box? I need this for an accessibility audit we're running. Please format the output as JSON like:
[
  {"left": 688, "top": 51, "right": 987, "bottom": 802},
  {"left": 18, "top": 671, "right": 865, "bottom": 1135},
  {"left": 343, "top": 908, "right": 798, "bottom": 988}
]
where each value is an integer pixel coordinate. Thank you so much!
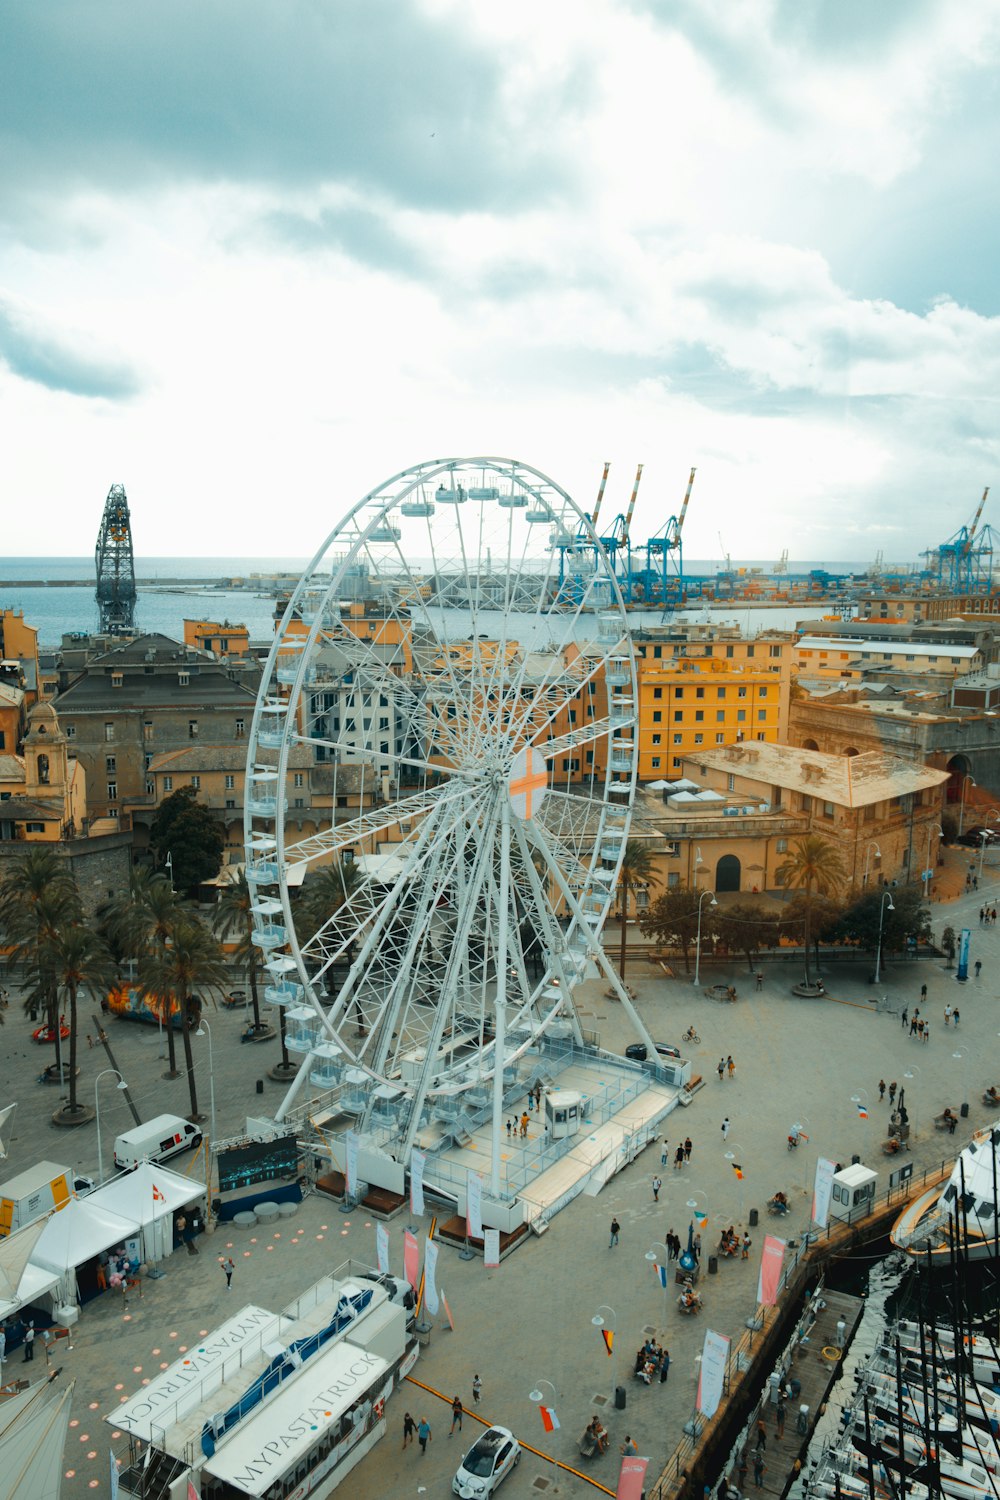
[
  {"left": 183, "top": 619, "right": 251, "bottom": 657},
  {"left": 0, "top": 701, "right": 87, "bottom": 842}
]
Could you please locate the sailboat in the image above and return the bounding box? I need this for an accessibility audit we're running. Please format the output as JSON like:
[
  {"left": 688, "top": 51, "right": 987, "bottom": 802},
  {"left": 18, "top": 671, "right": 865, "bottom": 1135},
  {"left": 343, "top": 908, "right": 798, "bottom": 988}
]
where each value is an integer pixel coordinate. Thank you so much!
[{"left": 892, "top": 1124, "right": 1000, "bottom": 1262}]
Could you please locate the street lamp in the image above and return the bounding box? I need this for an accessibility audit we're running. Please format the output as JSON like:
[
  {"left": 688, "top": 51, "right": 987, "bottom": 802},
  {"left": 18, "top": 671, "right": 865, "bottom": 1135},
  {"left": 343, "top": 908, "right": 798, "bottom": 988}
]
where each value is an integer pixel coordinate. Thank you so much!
[
  {"left": 165, "top": 850, "right": 174, "bottom": 892},
  {"left": 95, "top": 1069, "right": 128, "bottom": 1182},
  {"left": 645, "top": 1242, "right": 671, "bottom": 1328},
  {"left": 528, "top": 1378, "right": 559, "bottom": 1431},
  {"left": 952, "top": 1046, "right": 969, "bottom": 1117},
  {"left": 958, "top": 775, "right": 976, "bottom": 838},
  {"left": 924, "top": 826, "right": 944, "bottom": 898},
  {"left": 692, "top": 890, "right": 718, "bottom": 987},
  {"left": 591, "top": 1305, "right": 618, "bottom": 1409},
  {"left": 195, "top": 1020, "right": 216, "bottom": 1142},
  {"left": 874, "top": 891, "right": 895, "bottom": 986},
  {"left": 863, "top": 842, "right": 881, "bottom": 889},
  {"left": 724, "top": 1146, "right": 744, "bottom": 1217}
]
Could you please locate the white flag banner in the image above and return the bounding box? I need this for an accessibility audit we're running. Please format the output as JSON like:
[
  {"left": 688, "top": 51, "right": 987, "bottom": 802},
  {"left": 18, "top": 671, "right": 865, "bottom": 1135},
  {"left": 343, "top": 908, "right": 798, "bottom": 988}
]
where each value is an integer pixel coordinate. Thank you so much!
[
  {"left": 345, "top": 1131, "right": 360, "bottom": 1199},
  {"left": 424, "top": 1238, "right": 440, "bottom": 1315},
  {"left": 696, "top": 1328, "right": 730, "bottom": 1418},
  {"left": 812, "top": 1156, "right": 837, "bottom": 1229},
  {"left": 467, "top": 1171, "right": 483, "bottom": 1240},
  {"left": 375, "top": 1222, "right": 389, "bottom": 1274},
  {"left": 411, "top": 1149, "right": 426, "bottom": 1218},
  {"left": 484, "top": 1229, "right": 500, "bottom": 1268}
]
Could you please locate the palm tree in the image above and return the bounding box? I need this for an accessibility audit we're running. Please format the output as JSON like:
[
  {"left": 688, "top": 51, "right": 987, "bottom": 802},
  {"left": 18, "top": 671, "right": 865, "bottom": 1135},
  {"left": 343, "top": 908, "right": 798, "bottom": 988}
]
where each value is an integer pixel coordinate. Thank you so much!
[
  {"left": 0, "top": 850, "right": 79, "bottom": 1081},
  {"left": 616, "top": 840, "right": 656, "bottom": 979},
  {"left": 144, "top": 918, "right": 228, "bottom": 1122},
  {"left": 103, "top": 868, "right": 191, "bottom": 1078},
  {"left": 211, "top": 870, "right": 273, "bottom": 1038},
  {"left": 776, "top": 835, "right": 845, "bottom": 988},
  {"left": 33, "top": 924, "right": 115, "bottom": 1123}
]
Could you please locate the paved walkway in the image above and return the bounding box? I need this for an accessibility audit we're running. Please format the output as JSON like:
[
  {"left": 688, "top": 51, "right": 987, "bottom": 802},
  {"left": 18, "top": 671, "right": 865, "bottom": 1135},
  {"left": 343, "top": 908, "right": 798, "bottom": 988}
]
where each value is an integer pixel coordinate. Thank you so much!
[{"left": 1, "top": 868, "right": 999, "bottom": 1499}]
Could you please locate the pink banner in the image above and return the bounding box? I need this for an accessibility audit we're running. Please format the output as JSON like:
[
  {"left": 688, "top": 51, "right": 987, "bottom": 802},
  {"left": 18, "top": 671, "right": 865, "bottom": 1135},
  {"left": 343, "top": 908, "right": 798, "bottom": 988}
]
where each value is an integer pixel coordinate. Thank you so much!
[
  {"left": 616, "top": 1454, "right": 649, "bottom": 1500},
  {"left": 403, "top": 1229, "right": 419, "bottom": 1292},
  {"left": 757, "top": 1232, "right": 786, "bottom": 1307}
]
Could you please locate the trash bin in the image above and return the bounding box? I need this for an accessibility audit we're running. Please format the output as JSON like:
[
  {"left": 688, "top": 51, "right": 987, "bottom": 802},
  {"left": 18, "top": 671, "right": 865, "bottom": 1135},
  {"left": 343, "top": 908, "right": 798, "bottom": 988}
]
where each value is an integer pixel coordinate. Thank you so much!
[
  {"left": 256, "top": 1079, "right": 264, "bottom": 1094},
  {"left": 615, "top": 1385, "right": 626, "bottom": 1410},
  {"left": 749, "top": 1208, "right": 759, "bottom": 1227},
  {"left": 961, "top": 1101, "right": 970, "bottom": 1118},
  {"left": 708, "top": 1254, "right": 719, "bottom": 1275}
]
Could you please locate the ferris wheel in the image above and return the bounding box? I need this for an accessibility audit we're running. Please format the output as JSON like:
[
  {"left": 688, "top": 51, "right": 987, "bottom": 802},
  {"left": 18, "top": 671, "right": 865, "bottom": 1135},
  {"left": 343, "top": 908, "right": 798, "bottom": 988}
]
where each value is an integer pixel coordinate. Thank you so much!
[{"left": 244, "top": 457, "right": 640, "bottom": 1157}]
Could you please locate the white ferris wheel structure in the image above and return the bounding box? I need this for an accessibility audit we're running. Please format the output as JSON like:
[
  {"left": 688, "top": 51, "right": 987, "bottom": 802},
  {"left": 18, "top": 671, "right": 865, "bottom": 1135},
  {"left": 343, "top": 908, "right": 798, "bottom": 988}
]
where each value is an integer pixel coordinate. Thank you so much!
[{"left": 244, "top": 456, "right": 655, "bottom": 1200}]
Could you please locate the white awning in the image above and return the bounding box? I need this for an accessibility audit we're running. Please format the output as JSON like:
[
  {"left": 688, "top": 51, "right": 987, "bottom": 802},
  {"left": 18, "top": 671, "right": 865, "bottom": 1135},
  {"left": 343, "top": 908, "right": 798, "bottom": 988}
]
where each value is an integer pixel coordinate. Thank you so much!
[
  {"left": 87, "top": 1162, "right": 203, "bottom": 1227},
  {"left": 30, "top": 1198, "right": 139, "bottom": 1275}
]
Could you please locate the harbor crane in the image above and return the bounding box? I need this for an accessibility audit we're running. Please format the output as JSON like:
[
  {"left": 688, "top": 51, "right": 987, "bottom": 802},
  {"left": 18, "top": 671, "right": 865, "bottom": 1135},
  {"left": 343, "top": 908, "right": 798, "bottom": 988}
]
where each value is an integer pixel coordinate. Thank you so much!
[
  {"left": 639, "top": 466, "right": 697, "bottom": 609},
  {"left": 95, "top": 483, "right": 137, "bottom": 633},
  {"left": 922, "top": 486, "right": 994, "bottom": 593}
]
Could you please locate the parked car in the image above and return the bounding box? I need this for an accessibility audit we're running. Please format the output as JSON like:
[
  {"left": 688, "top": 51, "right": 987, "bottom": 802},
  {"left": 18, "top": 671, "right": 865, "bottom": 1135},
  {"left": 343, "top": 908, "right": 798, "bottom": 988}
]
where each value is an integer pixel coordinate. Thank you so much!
[
  {"left": 453, "top": 1426, "right": 521, "bottom": 1498},
  {"left": 957, "top": 826, "right": 1000, "bottom": 848},
  {"left": 625, "top": 1041, "right": 681, "bottom": 1062},
  {"left": 31, "top": 1020, "right": 71, "bottom": 1044}
]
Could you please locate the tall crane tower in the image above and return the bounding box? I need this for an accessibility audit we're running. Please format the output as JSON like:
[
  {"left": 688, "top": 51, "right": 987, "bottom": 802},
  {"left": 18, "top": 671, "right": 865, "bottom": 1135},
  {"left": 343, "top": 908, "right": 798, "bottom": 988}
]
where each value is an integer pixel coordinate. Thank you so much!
[{"left": 95, "top": 483, "right": 137, "bottom": 634}]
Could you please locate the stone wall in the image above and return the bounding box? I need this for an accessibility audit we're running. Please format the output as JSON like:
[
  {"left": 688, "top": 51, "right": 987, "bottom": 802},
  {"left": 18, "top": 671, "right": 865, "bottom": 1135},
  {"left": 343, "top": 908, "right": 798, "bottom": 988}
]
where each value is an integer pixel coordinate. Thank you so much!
[{"left": 0, "top": 830, "right": 133, "bottom": 914}]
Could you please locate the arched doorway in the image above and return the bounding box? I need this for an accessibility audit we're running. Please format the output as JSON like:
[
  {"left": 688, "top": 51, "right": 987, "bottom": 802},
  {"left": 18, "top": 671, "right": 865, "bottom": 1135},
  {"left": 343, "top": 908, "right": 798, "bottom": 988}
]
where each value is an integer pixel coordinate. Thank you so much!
[
  {"left": 801, "top": 738, "right": 819, "bottom": 751},
  {"left": 844, "top": 747, "right": 859, "bottom": 757},
  {"left": 716, "top": 854, "right": 741, "bottom": 893},
  {"left": 946, "top": 754, "right": 970, "bottom": 804}
]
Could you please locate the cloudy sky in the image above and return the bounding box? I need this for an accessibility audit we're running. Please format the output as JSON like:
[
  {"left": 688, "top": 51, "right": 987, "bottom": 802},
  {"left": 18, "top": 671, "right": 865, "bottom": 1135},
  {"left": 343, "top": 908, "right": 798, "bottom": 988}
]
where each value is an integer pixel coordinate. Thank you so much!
[{"left": 2, "top": 0, "right": 999, "bottom": 563}]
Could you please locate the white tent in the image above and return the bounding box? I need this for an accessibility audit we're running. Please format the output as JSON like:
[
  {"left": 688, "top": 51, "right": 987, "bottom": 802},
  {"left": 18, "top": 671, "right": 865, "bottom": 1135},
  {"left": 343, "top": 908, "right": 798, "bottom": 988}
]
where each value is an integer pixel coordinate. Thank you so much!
[
  {"left": 88, "top": 1161, "right": 203, "bottom": 1225},
  {"left": 30, "top": 1197, "right": 138, "bottom": 1277},
  {"left": 0, "top": 1377, "right": 74, "bottom": 1500},
  {"left": 0, "top": 1219, "right": 60, "bottom": 1319}
]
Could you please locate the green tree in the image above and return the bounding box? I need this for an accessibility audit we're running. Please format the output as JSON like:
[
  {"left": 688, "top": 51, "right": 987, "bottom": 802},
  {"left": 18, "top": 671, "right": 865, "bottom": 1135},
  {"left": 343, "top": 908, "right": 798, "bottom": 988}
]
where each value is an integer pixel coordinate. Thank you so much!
[
  {"left": 715, "top": 902, "right": 785, "bottom": 972},
  {"left": 776, "top": 836, "right": 846, "bottom": 988},
  {"left": 616, "top": 840, "right": 656, "bottom": 979},
  {"left": 0, "top": 850, "right": 79, "bottom": 1077},
  {"left": 31, "top": 924, "right": 114, "bottom": 1123},
  {"left": 211, "top": 870, "right": 272, "bottom": 1038},
  {"left": 640, "top": 884, "right": 715, "bottom": 974},
  {"left": 102, "top": 867, "right": 192, "bottom": 1078},
  {"left": 833, "top": 886, "right": 932, "bottom": 960},
  {"left": 941, "top": 924, "right": 957, "bottom": 968},
  {"left": 144, "top": 918, "right": 228, "bottom": 1122},
  {"left": 150, "top": 787, "right": 225, "bottom": 893}
]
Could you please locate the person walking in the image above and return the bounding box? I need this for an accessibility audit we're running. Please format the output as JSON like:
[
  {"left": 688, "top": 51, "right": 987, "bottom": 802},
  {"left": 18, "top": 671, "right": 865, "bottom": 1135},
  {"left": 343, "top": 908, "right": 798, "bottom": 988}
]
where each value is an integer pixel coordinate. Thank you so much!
[
  {"left": 221, "top": 1257, "right": 235, "bottom": 1291},
  {"left": 901, "top": 1007, "right": 908, "bottom": 1030},
  {"left": 922, "top": 1022, "right": 930, "bottom": 1044},
  {"left": 609, "top": 1217, "right": 621, "bottom": 1248},
  {"left": 718, "top": 1058, "right": 725, "bottom": 1082},
  {"left": 727, "top": 1055, "right": 736, "bottom": 1080},
  {"left": 449, "top": 1395, "right": 463, "bottom": 1436},
  {"left": 755, "top": 971, "right": 764, "bottom": 991},
  {"left": 684, "top": 1136, "right": 693, "bottom": 1161},
  {"left": 661, "top": 1138, "right": 669, "bottom": 1166},
  {"left": 776, "top": 1398, "right": 786, "bottom": 1438},
  {"left": 674, "top": 1144, "right": 685, "bottom": 1170},
  {"left": 753, "top": 1452, "right": 766, "bottom": 1487},
  {"left": 520, "top": 1111, "right": 529, "bottom": 1138},
  {"left": 659, "top": 1347, "right": 670, "bottom": 1382},
  {"left": 667, "top": 1230, "right": 679, "bottom": 1259},
  {"left": 944, "top": 1004, "right": 952, "bottom": 1026},
  {"left": 889, "top": 1081, "right": 897, "bottom": 1105},
  {"left": 417, "top": 1416, "right": 432, "bottom": 1454},
  {"left": 472, "top": 1374, "right": 482, "bottom": 1406},
  {"left": 975, "top": 961, "right": 982, "bottom": 979},
  {"left": 878, "top": 1079, "right": 886, "bottom": 1101},
  {"left": 402, "top": 1411, "right": 416, "bottom": 1448},
  {"left": 755, "top": 1419, "right": 767, "bottom": 1450},
  {"left": 652, "top": 1175, "right": 662, "bottom": 1202},
  {"left": 721, "top": 1117, "right": 730, "bottom": 1140},
  {"left": 910, "top": 1013, "right": 919, "bottom": 1036},
  {"left": 742, "top": 1232, "right": 752, "bottom": 1260},
  {"left": 954, "top": 1008, "right": 960, "bottom": 1028},
  {"left": 693, "top": 1232, "right": 702, "bottom": 1262},
  {"left": 22, "top": 1322, "right": 34, "bottom": 1362},
  {"left": 920, "top": 984, "right": 927, "bottom": 1002}
]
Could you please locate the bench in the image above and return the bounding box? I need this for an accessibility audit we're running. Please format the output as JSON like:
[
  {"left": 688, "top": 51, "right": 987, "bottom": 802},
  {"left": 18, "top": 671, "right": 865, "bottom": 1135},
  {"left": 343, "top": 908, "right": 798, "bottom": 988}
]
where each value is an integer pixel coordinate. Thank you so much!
[{"left": 934, "top": 1111, "right": 959, "bottom": 1133}]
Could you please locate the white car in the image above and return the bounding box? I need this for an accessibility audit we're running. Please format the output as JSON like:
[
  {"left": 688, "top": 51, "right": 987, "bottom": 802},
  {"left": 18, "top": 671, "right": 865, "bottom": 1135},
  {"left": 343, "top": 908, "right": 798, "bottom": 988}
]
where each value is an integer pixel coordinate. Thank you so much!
[{"left": 453, "top": 1426, "right": 521, "bottom": 1498}]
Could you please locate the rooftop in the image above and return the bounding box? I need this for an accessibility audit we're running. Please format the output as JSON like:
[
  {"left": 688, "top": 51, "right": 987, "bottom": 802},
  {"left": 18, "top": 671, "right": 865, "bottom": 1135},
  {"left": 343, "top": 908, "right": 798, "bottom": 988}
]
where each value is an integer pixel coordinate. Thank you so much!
[{"left": 684, "top": 741, "right": 950, "bottom": 808}]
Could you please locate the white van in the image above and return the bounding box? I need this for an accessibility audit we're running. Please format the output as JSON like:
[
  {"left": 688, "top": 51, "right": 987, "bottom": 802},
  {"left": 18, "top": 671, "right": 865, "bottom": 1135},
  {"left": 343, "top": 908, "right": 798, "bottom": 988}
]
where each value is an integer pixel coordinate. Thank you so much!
[{"left": 113, "top": 1114, "right": 202, "bottom": 1171}]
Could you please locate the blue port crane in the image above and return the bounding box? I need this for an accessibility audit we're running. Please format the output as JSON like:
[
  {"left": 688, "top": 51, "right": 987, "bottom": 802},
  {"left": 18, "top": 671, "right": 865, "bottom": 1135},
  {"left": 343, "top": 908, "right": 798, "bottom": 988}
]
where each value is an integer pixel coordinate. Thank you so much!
[
  {"left": 923, "top": 486, "right": 994, "bottom": 593},
  {"left": 632, "top": 466, "right": 697, "bottom": 609}
]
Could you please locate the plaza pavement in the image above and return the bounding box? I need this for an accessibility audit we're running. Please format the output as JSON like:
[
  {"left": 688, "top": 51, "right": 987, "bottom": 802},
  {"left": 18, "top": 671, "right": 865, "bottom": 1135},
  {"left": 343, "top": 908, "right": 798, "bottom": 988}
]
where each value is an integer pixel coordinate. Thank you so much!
[{"left": 1, "top": 864, "right": 999, "bottom": 1499}]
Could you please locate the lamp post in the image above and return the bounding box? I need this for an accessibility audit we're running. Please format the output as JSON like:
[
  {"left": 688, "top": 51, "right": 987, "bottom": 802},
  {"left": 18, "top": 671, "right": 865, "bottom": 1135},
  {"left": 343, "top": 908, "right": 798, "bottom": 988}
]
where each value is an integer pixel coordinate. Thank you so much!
[
  {"left": 683, "top": 1195, "right": 706, "bottom": 1278},
  {"left": 924, "top": 826, "right": 944, "bottom": 898},
  {"left": 95, "top": 1068, "right": 128, "bottom": 1182},
  {"left": 195, "top": 1020, "right": 216, "bottom": 1142},
  {"left": 901, "top": 1065, "right": 919, "bottom": 1129},
  {"left": 863, "top": 842, "right": 881, "bottom": 889},
  {"left": 724, "top": 1146, "right": 744, "bottom": 1217},
  {"left": 958, "top": 775, "right": 976, "bottom": 838},
  {"left": 645, "top": 1242, "right": 671, "bottom": 1329},
  {"left": 874, "top": 891, "right": 895, "bottom": 986},
  {"left": 952, "top": 1046, "right": 969, "bottom": 1118},
  {"left": 527, "top": 1379, "right": 559, "bottom": 1432},
  {"left": 165, "top": 851, "right": 174, "bottom": 892},
  {"left": 591, "top": 1305, "right": 618, "bottom": 1409},
  {"left": 692, "top": 890, "right": 718, "bottom": 987}
]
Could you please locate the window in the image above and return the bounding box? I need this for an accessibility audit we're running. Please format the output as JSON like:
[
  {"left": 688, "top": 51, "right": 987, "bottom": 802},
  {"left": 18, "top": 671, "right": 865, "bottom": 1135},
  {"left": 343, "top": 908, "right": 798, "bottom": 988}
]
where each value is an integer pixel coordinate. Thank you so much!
[
  {"left": 694, "top": 710, "right": 704, "bottom": 722},
  {"left": 756, "top": 732, "right": 766, "bottom": 742},
  {"left": 668, "top": 871, "right": 680, "bottom": 888},
  {"left": 674, "top": 687, "right": 684, "bottom": 699},
  {"left": 652, "top": 711, "right": 662, "bottom": 723},
  {"left": 191, "top": 775, "right": 201, "bottom": 789},
  {"left": 225, "top": 798, "right": 236, "bottom": 810},
  {"left": 235, "top": 718, "right": 245, "bottom": 738},
  {"left": 107, "top": 782, "right": 117, "bottom": 800},
  {"left": 776, "top": 838, "right": 788, "bottom": 853},
  {"left": 653, "top": 646, "right": 662, "bottom": 659},
  {"left": 694, "top": 733, "right": 703, "bottom": 745},
  {"left": 144, "top": 753, "right": 153, "bottom": 770},
  {"left": 717, "top": 687, "right": 726, "bottom": 699},
  {"left": 178, "top": 670, "right": 190, "bottom": 687},
  {"left": 106, "top": 755, "right": 116, "bottom": 773},
  {"left": 758, "top": 710, "right": 767, "bottom": 721},
  {"left": 653, "top": 688, "right": 662, "bottom": 699},
  {"left": 164, "top": 776, "right": 173, "bottom": 791},
  {"left": 738, "top": 687, "right": 747, "bottom": 698},
  {"left": 770, "top": 645, "right": 782, "bottom": 658},
  {"left": 716, "top": 711, "right": 725, "bottom": 723},
  {"left": 800, "top": 793, "right": 812, "bottom": 812},
  {"left": 146, "top": 780, "right": 154, "bottom": 796},
  {"left": 665, "top": 841, "right": 680, "bottom": 858},
  {"left": 737, "top": 709, "right": 746, "bottom": 722},
  {"left": 695, "top": 687, "right": 704, "bottom": 699},
  {"left": 143, "top": 720, "right": 153, "bottom": 741},
  {"left": 651, "top": 756, "right": 661, "bottom": 768},
  {"left": 673, "top": 733, "right": 683, "bottom": 745},
  {"left": 65, "top": 723, "right": 75, "bottom": 738},
  {"left": 726, "top": 645, "right": 734, "bottom": 658},
  {"left": 293, "top": 772, "right": 304, "bottom": 788},
  {"left": 111, "top": 671, "right": 123, "bottom": 689},
  {"left": 225, "top": 774, "right": 235, "bottom": 790},
  {"left": 759, "top": 686, "right": 768, "bottom": 698},
  {"left": 293, "top": 797, "right": 305, "bottom": 808},
  {"left": 25, "top": 822, "right": 45, "bottom": 833},
  {"left": 189, "top": 720, "right": 198, "bottom": 738},
  {"left": 822, "top": 801, "right": 835, "bottom": 819},
  {"left": 673, "top": 711, "right": 683, "bottom": 723},
  {"left": 104, "top": 722, "right": 115, "bottom": 742},
  {"left": 727, "top": 774, "right": 735, "bottom": 791},
  {"left": 672, "top": 757, "right": 682, "bottom": 768},
  {"left": 652, "top": 733, "right": 661, "bottom": 745},
  {"left": 746, "top": 645, "right": 755, "bottom": 658}
]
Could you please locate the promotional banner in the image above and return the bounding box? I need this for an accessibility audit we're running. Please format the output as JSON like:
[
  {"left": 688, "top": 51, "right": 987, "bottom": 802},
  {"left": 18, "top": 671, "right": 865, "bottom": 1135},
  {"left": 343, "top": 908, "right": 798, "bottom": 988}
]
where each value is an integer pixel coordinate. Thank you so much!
[
  {"left": 467, "top": 1171, "right": 483, "bottom": 1240},
  {"left": 616, "top": 1454, "right": 649, "bottom": 1500},
  {"left": 403, "top": 1229, "right": 419, "bottom": 1292},
  {"left": 345, "top": 1130, "right": 360, "bottom": 1199},
  {"left": 599, "top": 1327, "right": 614, "bottom": 1357},
  {"left": 376, "top": 1222, "right": 390, "bottom": 1274},
  {"left": 652, "top": 1261, "right": 669, "bottom": 1288},
  {"left": 539, "top": 1404, "right": 560, "bottom": 1432},
  {"left": 756, "top": 1233, "right": 786, "bottom": 1307},
  {"left": 484, "top": 1229, "right": 500, "bottom": 1267},
  {"left": 424, "top": 1238, "right": 440, "bottom": 1315},
  {"left": 812, "top": 1156, "right": 837, "bottom": 1228},
  {"left": 410, "top": 1148, "right": 426, "bottom": 1218},
  {"left": 441, "top": 1289, "right": 455, "bottom": 1330},
  {"left": 957, "top": 926, "right": 971, "bottom": 982},
  {"left": 696, "top": 1328, "right": 730, "bottom": 1418}
]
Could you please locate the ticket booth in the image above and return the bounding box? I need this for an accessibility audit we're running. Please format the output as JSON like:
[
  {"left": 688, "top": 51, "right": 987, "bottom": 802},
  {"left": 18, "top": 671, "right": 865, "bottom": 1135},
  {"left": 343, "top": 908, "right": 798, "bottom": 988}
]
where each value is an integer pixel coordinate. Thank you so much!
[
  {"left": 830, "top": 1163, "right": 877, "bottom": 1223},
  {"left": 545, "top": 1090, "right": 583, "bottom": 1140}
]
